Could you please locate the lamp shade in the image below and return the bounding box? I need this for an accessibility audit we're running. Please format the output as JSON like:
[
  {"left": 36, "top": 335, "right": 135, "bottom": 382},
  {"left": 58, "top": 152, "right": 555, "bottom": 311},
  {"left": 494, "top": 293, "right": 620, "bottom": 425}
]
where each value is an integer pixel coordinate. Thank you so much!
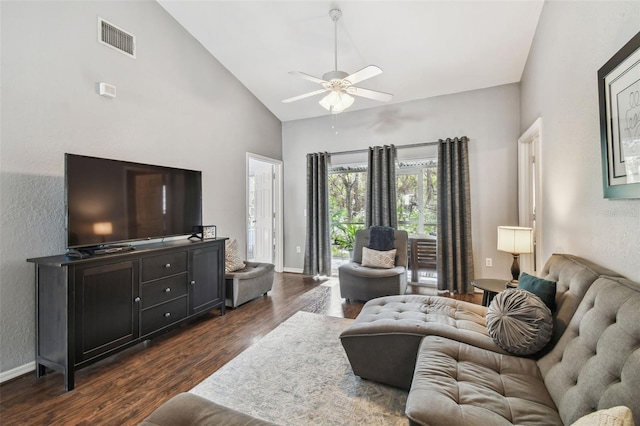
[
  {"left": 93, "top": 222, "right": 113, "bottom": 236},
  {"left": 497, "top": 226, "right": 533, "bottom": 254}
]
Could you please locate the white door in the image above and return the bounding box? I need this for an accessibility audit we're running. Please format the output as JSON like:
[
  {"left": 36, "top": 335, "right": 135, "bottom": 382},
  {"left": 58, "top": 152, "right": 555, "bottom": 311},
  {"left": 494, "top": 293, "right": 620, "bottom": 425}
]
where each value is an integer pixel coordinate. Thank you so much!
[
  {"left": 247, "top": 154, "right": 283, "bottom": 272},
  {"left": 254, "top": 164, "right": 274, "bottom": 263}
]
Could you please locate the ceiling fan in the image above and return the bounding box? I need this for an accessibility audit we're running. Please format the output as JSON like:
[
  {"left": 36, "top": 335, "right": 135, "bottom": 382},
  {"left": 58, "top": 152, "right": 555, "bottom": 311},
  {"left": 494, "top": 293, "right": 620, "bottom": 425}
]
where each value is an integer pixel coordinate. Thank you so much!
[{"left": 282, "top": 8, "right": 393, "bottom": 114}]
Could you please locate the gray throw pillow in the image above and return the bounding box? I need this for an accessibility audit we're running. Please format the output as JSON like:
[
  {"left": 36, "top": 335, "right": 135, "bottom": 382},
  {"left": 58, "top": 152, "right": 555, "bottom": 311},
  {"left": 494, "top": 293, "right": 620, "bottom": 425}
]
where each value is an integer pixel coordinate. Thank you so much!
[{"left": 486, "top": 288, "right": 553, "bottom": 356}]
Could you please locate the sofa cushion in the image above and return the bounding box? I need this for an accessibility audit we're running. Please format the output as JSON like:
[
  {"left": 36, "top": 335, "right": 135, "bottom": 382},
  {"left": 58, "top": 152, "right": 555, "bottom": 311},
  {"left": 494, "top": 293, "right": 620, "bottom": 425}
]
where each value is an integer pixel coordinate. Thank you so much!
[
  {"left": 519, "top": 272, "right": 557, "bottom": 311},
  {"left": 338, "top": 262, "right": 405, "bottom": 278},
  {"left": 406, "top": 335, "right": 562, "bottom": 426},
  {"left": 486, "top": 288, "right": 553, "bottom": 356},
  {"left": 225, "top": 239, "right": 245, "bottom": 273},
  {"left": 226, "top": 261, "right": 274, "bottom": 279},
  {"left": 539, "top": 254, "right": 620, "bottom": 353},
  {"left": 361, "top": 247, "right": 396, "bottom": 269}
]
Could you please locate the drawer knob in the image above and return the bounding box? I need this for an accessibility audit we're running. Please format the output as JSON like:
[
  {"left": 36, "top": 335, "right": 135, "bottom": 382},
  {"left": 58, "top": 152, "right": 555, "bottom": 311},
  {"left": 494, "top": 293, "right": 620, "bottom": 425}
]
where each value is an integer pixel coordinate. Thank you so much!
[
  {"left": 164, "top": 263, "right": 171, "bottom": 268},
  {"left": 134, "top": 297, "right": 141, "bottom": 303},
  {"left": 190, "top": 280, "right": 196, "bottom": 285},
  {"left": 164, "top": 312, "right": 171, "bottom": 318},
  {"left": 164, "top": 287, "right": 171, "bottom": 293}
]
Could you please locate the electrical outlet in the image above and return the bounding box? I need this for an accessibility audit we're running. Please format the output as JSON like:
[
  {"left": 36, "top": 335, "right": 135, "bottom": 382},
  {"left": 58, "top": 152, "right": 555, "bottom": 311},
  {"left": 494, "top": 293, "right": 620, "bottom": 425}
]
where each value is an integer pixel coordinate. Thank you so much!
[
  {"left": 485, "top": 258, "right": 493, "bottom": 267},
  {"left": 296, "top": 246, "right": 301, "bottom": 253}
]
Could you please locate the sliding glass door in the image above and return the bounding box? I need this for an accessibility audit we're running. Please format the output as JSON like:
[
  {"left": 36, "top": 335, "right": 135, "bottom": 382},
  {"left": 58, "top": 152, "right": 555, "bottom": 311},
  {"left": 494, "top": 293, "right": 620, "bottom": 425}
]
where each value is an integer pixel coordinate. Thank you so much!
[{"left": 328, "top": 159, "right": 437, "bottom": 277}]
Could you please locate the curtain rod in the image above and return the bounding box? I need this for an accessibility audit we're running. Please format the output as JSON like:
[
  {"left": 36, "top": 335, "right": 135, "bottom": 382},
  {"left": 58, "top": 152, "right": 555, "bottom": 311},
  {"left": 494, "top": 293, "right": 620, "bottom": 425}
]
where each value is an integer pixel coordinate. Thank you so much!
[{"left": 327, "top": 137, "right": 467, "bottom": 156}]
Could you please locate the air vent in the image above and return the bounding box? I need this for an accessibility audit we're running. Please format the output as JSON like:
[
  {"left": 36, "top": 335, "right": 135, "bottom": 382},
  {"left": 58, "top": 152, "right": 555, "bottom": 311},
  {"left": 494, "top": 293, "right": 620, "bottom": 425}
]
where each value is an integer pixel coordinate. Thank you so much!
[
  {"left": 98, "top": 82, "right": 117, "bottom": 98},
  {"left": 98, "top": 17, "right": 135, "bottom": 58}
]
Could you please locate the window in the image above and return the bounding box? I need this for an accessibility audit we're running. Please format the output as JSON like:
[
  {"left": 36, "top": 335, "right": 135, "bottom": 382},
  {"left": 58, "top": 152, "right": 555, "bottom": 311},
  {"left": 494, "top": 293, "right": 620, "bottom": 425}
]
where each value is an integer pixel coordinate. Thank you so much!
[{"left": 396, "top": 160, "right": 437, "bottom": 236}]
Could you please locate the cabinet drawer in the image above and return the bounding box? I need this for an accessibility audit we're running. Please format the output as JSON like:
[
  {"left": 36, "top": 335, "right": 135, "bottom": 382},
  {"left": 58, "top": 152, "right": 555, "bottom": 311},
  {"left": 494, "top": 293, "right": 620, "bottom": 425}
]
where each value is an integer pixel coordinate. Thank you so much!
[
  {"left": 141, "top": 274, "right": 188, "bottom": 309},
  {"left": 141, "top": 296, "right": 187, "bottom": 336},
  {"left": 141, "top": 251, "right": 187, "bottom": 282}
]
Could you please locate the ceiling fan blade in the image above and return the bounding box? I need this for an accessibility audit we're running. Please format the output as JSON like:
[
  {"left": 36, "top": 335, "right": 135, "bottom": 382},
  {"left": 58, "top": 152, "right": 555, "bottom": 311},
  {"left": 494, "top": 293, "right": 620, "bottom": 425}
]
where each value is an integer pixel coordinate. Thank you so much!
[
  {"left": 344, "top": 65, "right": 383, "bottom": 85},
  {"left": 282, "top": 89, "right": 328, "bottom": 103},
  {"left": 346, "top": 86, "right": 393, "bottom": 102},
  {"left": 289, "top": 71, "right": 327, "bottom": 85}
]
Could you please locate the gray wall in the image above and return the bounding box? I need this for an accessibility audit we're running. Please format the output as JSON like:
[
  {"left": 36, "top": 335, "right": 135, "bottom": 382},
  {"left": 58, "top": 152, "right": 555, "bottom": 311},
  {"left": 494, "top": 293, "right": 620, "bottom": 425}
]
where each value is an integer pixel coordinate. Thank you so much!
[
  {"left": 520, "top": 1, "right": 640, "bottom": 281},
  {"left": 283, "top": 83, "right": 522, "bottom": 279},
  {"left": 0, "top": 1, "right": 281, "bottom": 375}
]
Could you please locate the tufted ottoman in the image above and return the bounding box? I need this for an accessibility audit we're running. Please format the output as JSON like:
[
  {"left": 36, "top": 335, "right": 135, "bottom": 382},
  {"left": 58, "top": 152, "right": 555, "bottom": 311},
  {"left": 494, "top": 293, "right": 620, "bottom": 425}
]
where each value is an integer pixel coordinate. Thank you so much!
[{"left": 340, "top": 294, "right": 502, "bottom": 390}]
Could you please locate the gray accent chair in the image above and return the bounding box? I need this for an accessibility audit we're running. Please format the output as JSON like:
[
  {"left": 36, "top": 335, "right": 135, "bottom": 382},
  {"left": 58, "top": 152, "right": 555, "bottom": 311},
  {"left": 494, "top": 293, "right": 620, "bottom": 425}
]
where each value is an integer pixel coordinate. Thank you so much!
[
  {"left": 225, "top": 261, "right": 275, "bottom": 308},
  {"left": 338, "top": 229, "right": 408, "bottom": 302}
]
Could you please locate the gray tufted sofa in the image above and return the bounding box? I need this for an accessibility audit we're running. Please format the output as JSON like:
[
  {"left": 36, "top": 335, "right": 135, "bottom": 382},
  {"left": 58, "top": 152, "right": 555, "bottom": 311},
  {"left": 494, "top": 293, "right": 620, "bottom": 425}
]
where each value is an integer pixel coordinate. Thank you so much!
[
  {"left": 340, "top": 254, "right": 618, "bottom": 390},
  {"left": 340, "top": 254, "right": 640, "bottom": 425}
]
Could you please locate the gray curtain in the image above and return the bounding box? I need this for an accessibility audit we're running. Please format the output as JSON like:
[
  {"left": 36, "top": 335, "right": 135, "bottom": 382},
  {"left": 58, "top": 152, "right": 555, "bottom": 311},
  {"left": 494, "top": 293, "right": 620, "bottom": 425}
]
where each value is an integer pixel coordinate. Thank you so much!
[
  {"left": 366, "top": 145, "right": 398, "bottom": 228},
  {"left": 437, "top": 137, "right": 475, "bottom": 294},
  {"left": 303, "top": 152, "right": 332, "bottom": 277}
]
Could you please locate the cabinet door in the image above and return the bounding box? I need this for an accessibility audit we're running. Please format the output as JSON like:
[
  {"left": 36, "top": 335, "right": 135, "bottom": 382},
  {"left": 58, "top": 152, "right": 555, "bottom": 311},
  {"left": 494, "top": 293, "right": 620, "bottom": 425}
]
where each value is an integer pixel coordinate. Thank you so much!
[
  {"left": 189, "top": 243, "right": 224, "bottom": 314},
  {"left": 74, "top": 261, "right": 140, "bottom": 362}
]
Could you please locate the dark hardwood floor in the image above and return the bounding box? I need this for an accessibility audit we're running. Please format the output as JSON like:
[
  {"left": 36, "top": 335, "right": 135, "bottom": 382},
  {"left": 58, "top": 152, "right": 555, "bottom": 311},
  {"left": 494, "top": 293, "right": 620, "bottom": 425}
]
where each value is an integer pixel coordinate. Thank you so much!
[{"left": 0, "top": 273, "right": 481, "bottom": 425}]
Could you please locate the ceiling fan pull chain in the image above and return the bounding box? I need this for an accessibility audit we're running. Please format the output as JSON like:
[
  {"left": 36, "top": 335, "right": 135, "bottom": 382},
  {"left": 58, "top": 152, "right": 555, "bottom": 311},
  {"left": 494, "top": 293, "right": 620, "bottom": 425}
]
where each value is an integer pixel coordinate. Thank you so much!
[{"left": 330, "top": 111, "right": 338, "bottom": 133}]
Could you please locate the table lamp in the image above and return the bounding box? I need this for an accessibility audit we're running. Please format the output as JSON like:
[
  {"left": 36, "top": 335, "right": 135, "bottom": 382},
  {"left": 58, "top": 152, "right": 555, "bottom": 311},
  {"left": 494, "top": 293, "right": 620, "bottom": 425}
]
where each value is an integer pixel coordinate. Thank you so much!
[{"left": 497, "top": 226, "right": 533, "bottom": 282}]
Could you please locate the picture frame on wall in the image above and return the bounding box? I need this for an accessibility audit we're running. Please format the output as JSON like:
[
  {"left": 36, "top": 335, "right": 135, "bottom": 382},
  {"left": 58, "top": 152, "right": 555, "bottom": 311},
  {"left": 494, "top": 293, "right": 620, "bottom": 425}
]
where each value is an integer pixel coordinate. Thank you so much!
[{"left": 598, "top": 31, "right": 640, "bottom": 199}]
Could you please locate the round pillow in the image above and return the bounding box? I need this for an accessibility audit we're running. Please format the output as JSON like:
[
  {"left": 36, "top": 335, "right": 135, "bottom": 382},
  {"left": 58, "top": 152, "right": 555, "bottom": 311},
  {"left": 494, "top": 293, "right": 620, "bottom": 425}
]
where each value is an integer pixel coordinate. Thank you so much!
[{"left": 486, "top": 288, "right": 553, "bottom": 356}]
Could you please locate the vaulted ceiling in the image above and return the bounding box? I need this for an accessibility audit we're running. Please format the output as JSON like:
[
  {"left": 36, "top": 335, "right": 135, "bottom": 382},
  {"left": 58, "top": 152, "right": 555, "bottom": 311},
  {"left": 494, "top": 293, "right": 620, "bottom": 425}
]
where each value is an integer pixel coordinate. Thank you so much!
[{"left": 158, "top": 1, "right": 544, "bottom": 122}]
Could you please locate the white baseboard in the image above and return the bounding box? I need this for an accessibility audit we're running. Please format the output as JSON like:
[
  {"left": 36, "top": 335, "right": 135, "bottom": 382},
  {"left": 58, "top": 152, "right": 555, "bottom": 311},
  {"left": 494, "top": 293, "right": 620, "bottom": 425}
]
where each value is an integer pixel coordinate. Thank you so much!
[
  {"left": 283, "top": 267, "right": 303, "bottom": 274},
  {"left": 0, "top": 361, "right": 35, "bottom": 384}
]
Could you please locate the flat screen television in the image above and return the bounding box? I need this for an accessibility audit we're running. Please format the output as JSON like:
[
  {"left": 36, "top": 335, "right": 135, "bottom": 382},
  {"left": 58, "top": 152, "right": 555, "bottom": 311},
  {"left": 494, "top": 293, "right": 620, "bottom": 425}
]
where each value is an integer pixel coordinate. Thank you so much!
[{"left": 65, "top": 153, "right": 202, "bottom": 250}]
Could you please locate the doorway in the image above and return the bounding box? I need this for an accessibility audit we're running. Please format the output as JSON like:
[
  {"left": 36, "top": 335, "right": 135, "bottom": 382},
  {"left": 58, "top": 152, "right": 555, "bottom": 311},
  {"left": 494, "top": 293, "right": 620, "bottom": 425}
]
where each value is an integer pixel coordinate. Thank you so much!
[
  {"left": 518, "top": 117, "right": 543, "bottom": 274},
  {"left": 246, "top": 153, "right": 283, "bottom": 272}
]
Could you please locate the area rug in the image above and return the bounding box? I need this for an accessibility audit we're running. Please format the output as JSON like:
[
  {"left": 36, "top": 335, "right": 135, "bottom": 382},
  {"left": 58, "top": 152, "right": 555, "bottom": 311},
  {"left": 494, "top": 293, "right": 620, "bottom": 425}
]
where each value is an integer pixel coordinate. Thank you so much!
[{"left": 191, "top": 311, "right": 408, "bottom": 425}]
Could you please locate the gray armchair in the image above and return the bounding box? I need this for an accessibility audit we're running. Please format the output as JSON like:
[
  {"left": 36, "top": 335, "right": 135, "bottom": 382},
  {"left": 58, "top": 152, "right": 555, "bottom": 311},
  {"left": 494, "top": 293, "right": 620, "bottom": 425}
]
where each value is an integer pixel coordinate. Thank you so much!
[
  {"left": 339, "top": 229, "right": 408, "bottom": 302},
  {"left": 225, "top": 261, "right": 275, "bottom": 308}
]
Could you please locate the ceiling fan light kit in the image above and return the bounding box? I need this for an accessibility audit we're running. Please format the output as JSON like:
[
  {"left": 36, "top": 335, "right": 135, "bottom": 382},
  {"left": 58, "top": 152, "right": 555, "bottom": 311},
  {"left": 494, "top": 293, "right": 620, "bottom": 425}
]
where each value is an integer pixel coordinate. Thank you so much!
[
  {"left": 282, "top": 8, "right": 392, "bottom": 115},
  {"left": 319, "top": 91, "right": 354, "bottom": 114}
]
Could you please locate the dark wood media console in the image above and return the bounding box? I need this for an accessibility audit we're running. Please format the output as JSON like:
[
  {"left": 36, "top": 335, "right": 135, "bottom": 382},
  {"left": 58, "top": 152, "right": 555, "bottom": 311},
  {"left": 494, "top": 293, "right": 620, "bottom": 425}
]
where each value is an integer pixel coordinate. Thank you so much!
[{"left": 27, "top": 238, "right": 227, "bottom": 392}]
